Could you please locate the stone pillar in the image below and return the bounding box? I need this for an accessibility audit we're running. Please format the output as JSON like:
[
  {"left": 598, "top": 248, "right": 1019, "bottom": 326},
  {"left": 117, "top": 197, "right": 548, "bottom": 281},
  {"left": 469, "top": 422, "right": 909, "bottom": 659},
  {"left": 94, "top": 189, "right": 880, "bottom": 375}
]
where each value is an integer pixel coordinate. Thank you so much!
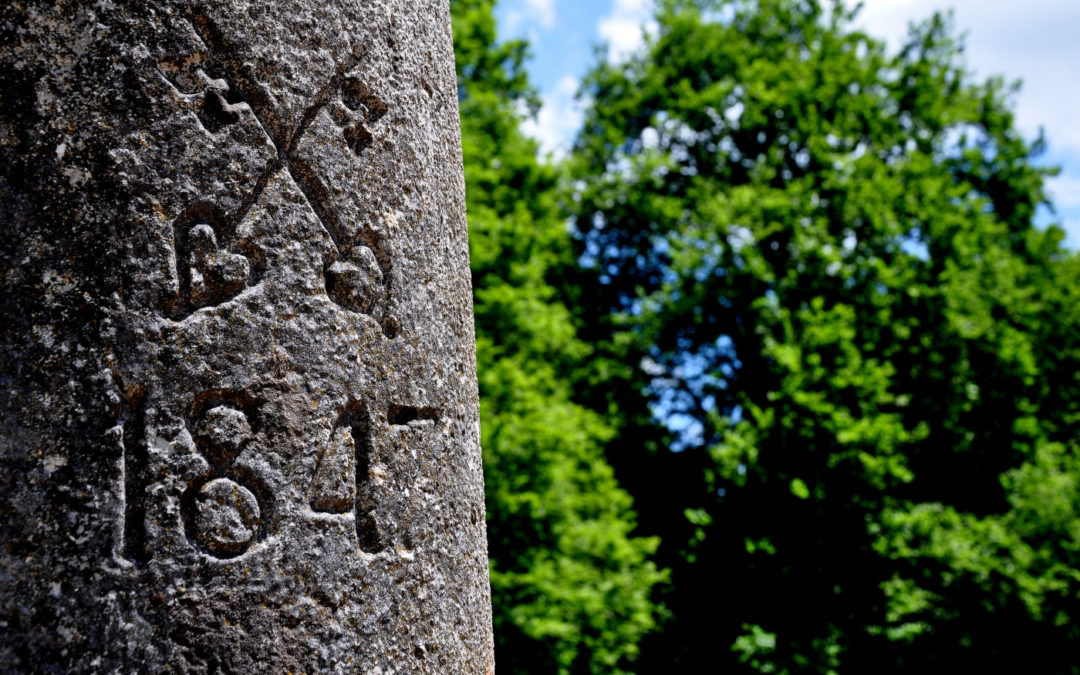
[{"left": 0, "top": 1, "right": 493, "bottom": 671}]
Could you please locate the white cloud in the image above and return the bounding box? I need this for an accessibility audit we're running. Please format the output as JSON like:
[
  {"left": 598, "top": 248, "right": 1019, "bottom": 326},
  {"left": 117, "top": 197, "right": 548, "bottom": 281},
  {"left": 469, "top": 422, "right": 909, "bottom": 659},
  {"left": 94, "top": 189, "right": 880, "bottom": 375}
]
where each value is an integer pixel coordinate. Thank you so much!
[
  {"left": 597, "top": 0, "right": 656, "bottom": 62},
  {"left": 527, "top": 0, "right": 557, "bottom": 29},
  {"left": 1061, "top": 217, "right": 1080, "bottom": 247},
  {"left": 1045, "top": 173, "right": 1080, "bottom": 245},
  {"left": 856, "top": 0, "right": 1080, "bottom": 155},
  {"left": 507, "top": 0, "right": 556, "bottom": 32},
  {"left": 521, "top": 75, "right": 584, "bottom": 159},
  {"left": 504, "top": 9, "right": 522, "bottom": 34},
  {"left": 1047, "top": 173, "right": 1080, "bottom": 210}
]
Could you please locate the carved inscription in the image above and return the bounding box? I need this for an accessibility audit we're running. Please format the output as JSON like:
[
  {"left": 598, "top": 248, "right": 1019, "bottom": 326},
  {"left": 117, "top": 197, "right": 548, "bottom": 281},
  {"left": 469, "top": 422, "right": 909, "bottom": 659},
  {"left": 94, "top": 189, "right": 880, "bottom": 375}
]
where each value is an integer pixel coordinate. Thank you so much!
[
  {"left": 155, "top": 13, "right": 398, "bottom": 335},
  {"left": 121, "top": 395, "right": 443, "bottom": 561},
  {"left": 119, "top": 14, "right": 447, "bottom": 565},
  {"left": 191, "top": 477, "right": 261, "bottom": 556},
  {"left": 180, "top": 396, "right": 269, "bottom": 559},
  {"left": 161, "top": 203, "right": 263, "bottom": 318},
  {"left": 158, "top": 55, "right": 246, "bottom": 134},
  {"left": 310, "top": 400, "right": 384, "bottom": 551},
  {"left": 309, "top": 402, "right": 441, "bottom": 554},
  {"left": 326, "top": 244, "right": 384, "bottom": 315},
  {"left": 311, "top": 401, "right": 366, "bottom": 515},
  {"left": 335, "top": 76, "right": 389, "bottom": 156}
]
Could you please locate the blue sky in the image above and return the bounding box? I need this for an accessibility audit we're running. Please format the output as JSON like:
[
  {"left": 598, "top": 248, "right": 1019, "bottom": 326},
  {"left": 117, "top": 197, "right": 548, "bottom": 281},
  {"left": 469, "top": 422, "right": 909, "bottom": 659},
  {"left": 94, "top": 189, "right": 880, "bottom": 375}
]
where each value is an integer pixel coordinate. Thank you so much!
[{"left": 495, "top": 0, "right": 1080, "bottom": 243}]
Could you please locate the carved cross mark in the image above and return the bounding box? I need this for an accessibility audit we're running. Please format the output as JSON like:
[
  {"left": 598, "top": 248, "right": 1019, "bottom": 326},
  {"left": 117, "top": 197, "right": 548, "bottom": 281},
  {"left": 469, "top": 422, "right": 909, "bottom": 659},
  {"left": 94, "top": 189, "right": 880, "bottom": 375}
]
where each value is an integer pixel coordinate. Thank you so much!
[{"left": 161, "top": 13, "right": 398, "bottom": 335}]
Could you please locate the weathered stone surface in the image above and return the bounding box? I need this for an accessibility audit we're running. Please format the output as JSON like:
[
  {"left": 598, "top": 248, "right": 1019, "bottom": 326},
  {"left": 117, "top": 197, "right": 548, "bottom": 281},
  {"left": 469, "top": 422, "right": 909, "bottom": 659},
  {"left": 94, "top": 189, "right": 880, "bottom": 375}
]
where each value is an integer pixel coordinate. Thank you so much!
[{"left": 0, "top": 0, "right": 493, "bottom": 671}]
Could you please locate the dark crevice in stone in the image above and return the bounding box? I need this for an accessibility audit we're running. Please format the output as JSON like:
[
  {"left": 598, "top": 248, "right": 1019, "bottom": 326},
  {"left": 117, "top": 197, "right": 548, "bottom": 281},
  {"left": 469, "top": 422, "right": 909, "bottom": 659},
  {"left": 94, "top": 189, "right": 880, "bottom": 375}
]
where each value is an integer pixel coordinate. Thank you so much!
[
  {"left": 388, "top": 405, "right": 440, "bottom": 426},
  {"left": 121, "top": 387, "right": 150, "bottom": 564}
]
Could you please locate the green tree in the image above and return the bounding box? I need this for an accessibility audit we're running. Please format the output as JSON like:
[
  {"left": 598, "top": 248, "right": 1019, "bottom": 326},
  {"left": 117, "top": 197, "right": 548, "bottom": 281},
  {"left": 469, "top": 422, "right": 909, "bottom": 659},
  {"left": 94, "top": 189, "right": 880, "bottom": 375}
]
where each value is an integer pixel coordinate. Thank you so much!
[
  {"left": 451, "top": 1, "right": 665, "bottom": 671},
  {"left": 571, "top": 0, "right": 1080, "bottom": 670}
]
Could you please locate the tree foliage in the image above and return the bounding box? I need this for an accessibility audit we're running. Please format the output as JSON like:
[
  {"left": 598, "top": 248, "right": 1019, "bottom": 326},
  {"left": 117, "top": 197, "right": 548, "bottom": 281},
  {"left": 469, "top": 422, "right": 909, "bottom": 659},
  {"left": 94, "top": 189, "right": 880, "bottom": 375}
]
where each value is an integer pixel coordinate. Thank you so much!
[
  {"left": 571, "top": 0, "right": 1080, "bottom": 671},
  {"left": 451, "top": 1, "right": 665, "bottom": 671}
]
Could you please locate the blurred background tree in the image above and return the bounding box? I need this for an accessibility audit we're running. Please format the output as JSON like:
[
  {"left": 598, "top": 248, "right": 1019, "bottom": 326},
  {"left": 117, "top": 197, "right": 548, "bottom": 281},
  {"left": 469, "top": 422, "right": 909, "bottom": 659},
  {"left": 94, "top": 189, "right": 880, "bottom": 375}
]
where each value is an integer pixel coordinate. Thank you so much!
[
  {"left": 572, "top": 0, "right": 1080, "bottom": 672},
  {"left": 454, "top": 0, "right": 1080, "bottom": 671},
  {"left": 452, "top": 1, "right": 665, "bottom": 672}
]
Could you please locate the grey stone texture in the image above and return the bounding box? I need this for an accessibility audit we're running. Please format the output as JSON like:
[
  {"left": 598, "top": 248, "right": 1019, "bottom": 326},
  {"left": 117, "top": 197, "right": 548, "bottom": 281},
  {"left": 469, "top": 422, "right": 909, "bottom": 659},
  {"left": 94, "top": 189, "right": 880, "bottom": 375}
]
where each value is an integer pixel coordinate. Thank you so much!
[{"left": 0, "top": 0, "right": 494, "bottom": 671}]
